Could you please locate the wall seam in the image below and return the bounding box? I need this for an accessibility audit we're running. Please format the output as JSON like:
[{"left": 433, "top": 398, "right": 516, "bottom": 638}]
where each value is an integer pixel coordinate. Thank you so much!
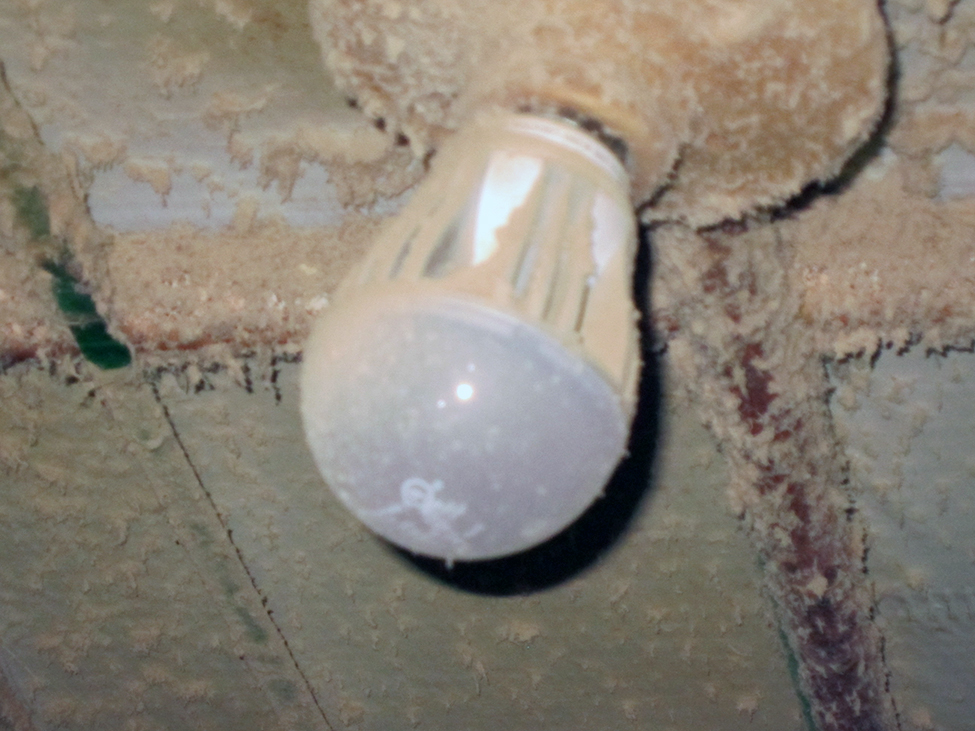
[{"left": 149, "top": 377, "right": 334, "bottom": 731}]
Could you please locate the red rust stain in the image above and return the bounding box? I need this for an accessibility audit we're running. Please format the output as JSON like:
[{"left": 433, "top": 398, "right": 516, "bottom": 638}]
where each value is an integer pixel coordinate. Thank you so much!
[
  {"left": 730, "top": 342, "right": 778, "bottom": 435},
  {"left": 933, "top": 303, "right": 954, "bottom": 324},
  {"left": 754, "top": 454, "right": 885, "bottom": 730},
  {"left": 652, "top": 313, "right": 681, "bottom": 338},
  {"left": 756, "top": 471, "right": 786, "bottom": 496},
  {"left": 692, "top": 221, "right": 892, "bottom": 731},
  {"left": 702, "top": 260, "right": 729, "bottom": 294}
]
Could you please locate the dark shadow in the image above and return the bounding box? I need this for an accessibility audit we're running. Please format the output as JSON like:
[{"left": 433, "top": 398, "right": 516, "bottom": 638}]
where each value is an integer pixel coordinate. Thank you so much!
[{"left": 393, "top": 228, "right": 663, "bottom": 595}]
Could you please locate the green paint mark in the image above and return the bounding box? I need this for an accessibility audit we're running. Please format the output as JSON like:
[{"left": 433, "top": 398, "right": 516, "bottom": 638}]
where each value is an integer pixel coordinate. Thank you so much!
[
  {"left": 778, "top": 627, "right": 817, "bottom": 731},
  {"left": 68, "top": 320, "right": 131, "bottom": 369},
  {"left": 12, "top": 184, "right": 50, "bottom": 240},
  {"left": 42, "top": 261, "right": 131, "bottom": 370},
  {"left": 764, "top": 564, "right": 816, "bottom": 730},
  {"left": 268, "top": 679, "right": 298, "bottom": 703},
  {"left": 11, "top": 183, "right": 129, "bottom": 369},
  {"left": 188, "top": 522, "right": 214, "bottom": 547},
  {"left": 234, "top": 605, "right": 269, "bottom": 645}
]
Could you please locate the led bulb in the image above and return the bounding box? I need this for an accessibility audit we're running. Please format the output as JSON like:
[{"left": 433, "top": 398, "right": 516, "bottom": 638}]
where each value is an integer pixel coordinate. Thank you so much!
[{"left": 301, "top": 112, "right": 641, "bottom": 562}]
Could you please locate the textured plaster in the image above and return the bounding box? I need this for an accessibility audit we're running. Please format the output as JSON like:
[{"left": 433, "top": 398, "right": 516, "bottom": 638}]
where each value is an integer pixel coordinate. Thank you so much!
[
  {"left": 0, "top": 364, "right": 324, "bottom": 730},
  {"left": 0, "top": 357, "right": 808, "bottom": 730},
  {"left": 832, "top": 348, "right": 975, "bottom": 731},
  {"left": 157, "top": 362, "right": 804, "bottom": 730}
]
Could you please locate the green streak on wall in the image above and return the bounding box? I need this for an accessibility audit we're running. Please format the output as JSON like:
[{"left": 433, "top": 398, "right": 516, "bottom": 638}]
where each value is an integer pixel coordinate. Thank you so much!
[
  {"left": 12, "top": 184, "right": 50, "bottom": 240},
  {"left": 42, "top": 261, "right": 132, "bottom": 370}
]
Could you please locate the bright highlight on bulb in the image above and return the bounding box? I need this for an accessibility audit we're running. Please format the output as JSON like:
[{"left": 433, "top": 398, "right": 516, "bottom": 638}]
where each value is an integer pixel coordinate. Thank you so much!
[{"left": 301, "top": 112, "right": 641, "bottom": 562}]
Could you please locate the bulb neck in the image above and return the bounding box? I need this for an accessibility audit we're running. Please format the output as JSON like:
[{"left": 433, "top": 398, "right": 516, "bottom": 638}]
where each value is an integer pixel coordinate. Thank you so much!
[{"left": 457, "top": 29, "right": 686, "bottom": 206}]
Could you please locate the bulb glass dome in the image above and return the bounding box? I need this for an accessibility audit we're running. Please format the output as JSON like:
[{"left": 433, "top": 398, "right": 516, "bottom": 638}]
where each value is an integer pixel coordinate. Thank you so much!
[{"left": 301, "top": 293, "right": 629, "bottom": 560}]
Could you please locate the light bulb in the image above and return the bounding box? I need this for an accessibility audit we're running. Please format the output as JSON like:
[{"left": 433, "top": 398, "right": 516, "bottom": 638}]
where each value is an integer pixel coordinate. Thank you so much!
[{"left": 300, "top": 112, "right": 641, "bottom": 562}]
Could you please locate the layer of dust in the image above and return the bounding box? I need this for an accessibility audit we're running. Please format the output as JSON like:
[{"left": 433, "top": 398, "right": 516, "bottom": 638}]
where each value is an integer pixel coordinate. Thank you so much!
[
  {"left": 1, "top": 3, "right": 967, "bottom": 364},
  {"left": 785, "top": 0, "right": 975, "bottom": 359},
  {"left": 103, "top": 213, "right": 381, "bottom": 361},
  {"left": 0, "top": 0, "right": 423, "bottom": 231},
  {"left": 0, "top": 212, "right": 69, "bottom": 366},
  {"left": 312, "top": 0, "right": 889, "bottom": 226},
  {"left": 14, "top": 0, "right": 965, "bottom": 364},
  {"left": 790, "top": 164, "right": 975, "bottom": 357}
]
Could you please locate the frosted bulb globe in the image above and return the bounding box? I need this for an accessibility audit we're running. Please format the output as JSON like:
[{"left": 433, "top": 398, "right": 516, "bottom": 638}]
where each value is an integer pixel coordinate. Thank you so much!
[{"left": 301, "top": 112, "right": 641, "bottom": 562}]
